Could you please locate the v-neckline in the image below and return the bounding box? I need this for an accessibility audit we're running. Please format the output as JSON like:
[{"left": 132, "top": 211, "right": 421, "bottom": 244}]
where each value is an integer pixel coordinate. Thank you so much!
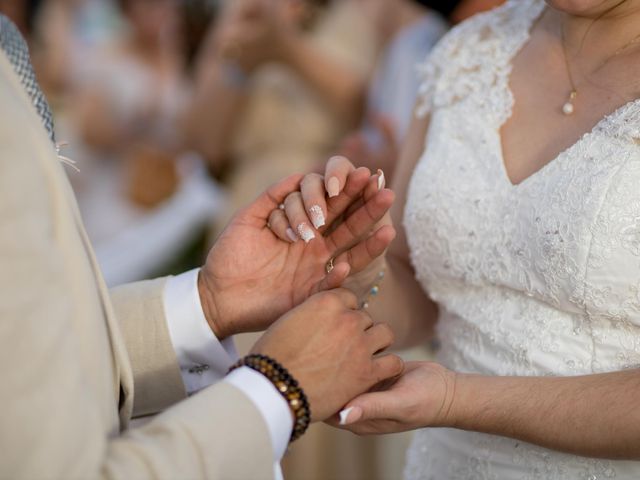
[
  {"left": 496, "top": 5, "right": 640, "bottom": 189},
  {"left": 498, "top": 99, "right": 640, "bottom": 189}
]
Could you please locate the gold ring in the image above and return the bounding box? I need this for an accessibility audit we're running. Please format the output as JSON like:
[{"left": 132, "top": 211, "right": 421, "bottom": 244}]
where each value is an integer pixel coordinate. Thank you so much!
[{"left": 325, "top": 257, "right": 334, "bottom": 274}]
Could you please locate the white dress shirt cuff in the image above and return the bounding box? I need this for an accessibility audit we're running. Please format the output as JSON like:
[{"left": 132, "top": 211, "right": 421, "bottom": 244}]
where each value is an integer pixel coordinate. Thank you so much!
[
  {"left": 226, "top": 366, "right": 294, "bottom": 477},
  {"left": 163, "top": 269, "right": 293, "bottom": 477},
  {"left": 163, "top": 268, "right": 238, "bottom": 393}
]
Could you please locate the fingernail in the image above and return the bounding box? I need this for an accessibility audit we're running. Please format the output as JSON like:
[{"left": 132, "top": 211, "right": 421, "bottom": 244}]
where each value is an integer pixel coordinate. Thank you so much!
[
  {"left": 309, "top": 205, "right": 325, "bottom": 229},
  {"left": 377, "top": 169, "right": 385, "bottom": 191},
  {"left": 297, "top": 223, "right": 315, "bottom": 243},
  {"left": 286, "top": 228, "right": 298, "bottom": 243},
  {"left": 327, "top": 177, "right": 340, "bottom": 198},
  {"left": 339, "top": 407, "right": 355, "bottom": 425}
]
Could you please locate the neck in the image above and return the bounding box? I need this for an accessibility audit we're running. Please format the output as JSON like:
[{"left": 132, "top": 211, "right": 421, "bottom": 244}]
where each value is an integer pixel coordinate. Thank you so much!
[{"left": 555, "top": 1, "right": 640, "bottom": 54}]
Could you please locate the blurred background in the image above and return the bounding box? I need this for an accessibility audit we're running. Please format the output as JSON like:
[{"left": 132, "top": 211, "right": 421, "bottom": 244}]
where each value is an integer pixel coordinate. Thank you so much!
[{"left": 0, "top": 0, "right": 504, "bottom": 477}]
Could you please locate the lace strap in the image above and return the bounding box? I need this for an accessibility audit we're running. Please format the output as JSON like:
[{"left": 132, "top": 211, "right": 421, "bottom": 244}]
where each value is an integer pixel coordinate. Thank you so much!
[{"left": 415, "top": 0, "right": 545, "bottom": 120}]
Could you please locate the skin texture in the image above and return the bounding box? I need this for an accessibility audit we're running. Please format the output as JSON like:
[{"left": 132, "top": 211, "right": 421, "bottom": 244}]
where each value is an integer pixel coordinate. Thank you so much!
[{"left": 274, "top": 0, "right": 640, "bottom": 461}]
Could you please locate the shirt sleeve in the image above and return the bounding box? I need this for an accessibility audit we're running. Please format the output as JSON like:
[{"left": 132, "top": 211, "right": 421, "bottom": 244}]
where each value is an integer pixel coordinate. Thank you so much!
[
  {"left": 226, "top": 367, "right": 294, "bottom": 480},
  {"left": 163, "top": 269, "right": 238, "bottom": 393},
  {"left": 163, "top": 269, "right": 293, "bottom": 478}
]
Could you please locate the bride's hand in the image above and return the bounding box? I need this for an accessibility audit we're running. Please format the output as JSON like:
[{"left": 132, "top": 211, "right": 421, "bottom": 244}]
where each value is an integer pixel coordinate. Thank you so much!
[
  {"left": 328, "top": 361, "right": 457, "bottom": 435},
  {"left": 268, "top": 155, "right": 394, "bottom": 298}
]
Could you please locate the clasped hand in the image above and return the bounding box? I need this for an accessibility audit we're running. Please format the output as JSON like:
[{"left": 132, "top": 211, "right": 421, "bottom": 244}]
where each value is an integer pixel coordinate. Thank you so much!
[{"left": 199, "top": 160, "right": 395, "bottom": 339}]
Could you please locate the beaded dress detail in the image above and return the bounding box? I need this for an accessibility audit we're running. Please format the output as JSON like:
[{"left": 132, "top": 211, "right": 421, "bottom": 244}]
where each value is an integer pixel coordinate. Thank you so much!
[{"left": 403, "top": 1, "right": 640, "bottom": 478}]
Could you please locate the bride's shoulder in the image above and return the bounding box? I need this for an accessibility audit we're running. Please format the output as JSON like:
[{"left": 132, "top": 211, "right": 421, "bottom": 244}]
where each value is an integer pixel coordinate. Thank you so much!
[{"left": 416, "top": 0, "right": 545, "bottom": 117}]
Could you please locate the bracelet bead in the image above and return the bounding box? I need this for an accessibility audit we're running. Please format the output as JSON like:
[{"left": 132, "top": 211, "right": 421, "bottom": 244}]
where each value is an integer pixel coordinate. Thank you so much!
[
  {"left": 228, "top": 354, "right": 311, "bottom": 443},
  {"left": 360, "top": 270, "right": 385, "bottom": 309}
]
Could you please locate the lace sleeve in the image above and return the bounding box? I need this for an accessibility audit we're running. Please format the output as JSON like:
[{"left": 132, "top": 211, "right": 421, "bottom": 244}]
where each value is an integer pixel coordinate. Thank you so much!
[
  {"left": 415, "top": 0, "right": 542, "bottom": 120},
  {"left": 414, "top": 8, "right": 500, "bottom": 119}
]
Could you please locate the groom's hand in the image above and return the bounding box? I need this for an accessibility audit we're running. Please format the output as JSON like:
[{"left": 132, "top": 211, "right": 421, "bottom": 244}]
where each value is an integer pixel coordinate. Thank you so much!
[
  {"left": 251, "top": 289, "right": 405, "bottom": 422},
  {"left": 197, "top": 169, "right": 395, "bottom": 340}
]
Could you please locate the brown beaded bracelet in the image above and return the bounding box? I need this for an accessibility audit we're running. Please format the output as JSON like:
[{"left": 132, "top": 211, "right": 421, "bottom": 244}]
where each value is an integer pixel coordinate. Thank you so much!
[{"left": 228, "top": 354, "right": 311, "bottom": 443}]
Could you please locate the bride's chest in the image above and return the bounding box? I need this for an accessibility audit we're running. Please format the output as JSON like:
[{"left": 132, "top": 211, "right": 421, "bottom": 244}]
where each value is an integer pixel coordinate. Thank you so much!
[{"left": 404, "top": 106, "right": 639, "bottom": 310}]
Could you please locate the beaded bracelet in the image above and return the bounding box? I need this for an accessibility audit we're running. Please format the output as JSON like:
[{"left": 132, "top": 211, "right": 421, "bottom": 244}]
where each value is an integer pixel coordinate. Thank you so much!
[
  {"left": 228, "top": 354, "right": 311, "bottom": 443},
  {"left": 360, "top": 270, "right": 385, "bottom": 309}
]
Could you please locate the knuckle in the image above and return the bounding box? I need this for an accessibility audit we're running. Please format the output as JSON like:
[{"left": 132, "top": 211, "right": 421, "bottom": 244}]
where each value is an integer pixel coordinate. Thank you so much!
[
  {"left": 317, "top": 290, "right": 339, "bottom": 309},
  {"left": 379, "top": 323, "right": 395, "bottom": 345},
  {"left": 387, "top": 355, "right": 404, "bottom": 376},
  {"left": 301, "top": 173, "right": 323, "bottom": 187},
  {"left": 284, "top": 191, "right": 302, "bottom": 207},
  {"left": 268, "top": 209, "right": 282, "bottom": 224},
  {"left": 341, "top": 311, "right": 361, "bottom": 329}
]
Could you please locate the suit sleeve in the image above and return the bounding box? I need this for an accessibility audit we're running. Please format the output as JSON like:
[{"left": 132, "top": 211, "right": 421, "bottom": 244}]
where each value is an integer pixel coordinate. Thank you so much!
[
  {"left": 110, "top": 278, "right": 188, "bottom": 417},
  {"left": 0, "top": 58, "right": 275, "bottom": 480}
]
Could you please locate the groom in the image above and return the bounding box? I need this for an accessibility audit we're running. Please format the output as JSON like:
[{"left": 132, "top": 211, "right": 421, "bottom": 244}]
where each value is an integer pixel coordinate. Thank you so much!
[{"left": 0, "top": 14, "right": 402, "bottom": 480}]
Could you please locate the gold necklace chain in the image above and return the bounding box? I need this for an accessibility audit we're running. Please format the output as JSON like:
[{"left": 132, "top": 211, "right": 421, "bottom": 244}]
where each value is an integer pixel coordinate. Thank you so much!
[{"left": 560, "top": 23, "right": 640, "bottom": 115}]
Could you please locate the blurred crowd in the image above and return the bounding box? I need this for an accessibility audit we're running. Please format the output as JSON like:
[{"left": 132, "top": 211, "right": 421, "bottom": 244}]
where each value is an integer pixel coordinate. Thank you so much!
[
  {"left": 0, "top": 0, "right": 504, "bottom": 477},
  {"left": 0, "top": 0, "right": 505, "bottom": 287}
]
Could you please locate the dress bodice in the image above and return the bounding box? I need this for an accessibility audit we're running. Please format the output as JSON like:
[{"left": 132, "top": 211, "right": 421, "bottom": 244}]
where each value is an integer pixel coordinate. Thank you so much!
[{"left": 403, "top": 1, "right": 640, "bottom": 478}]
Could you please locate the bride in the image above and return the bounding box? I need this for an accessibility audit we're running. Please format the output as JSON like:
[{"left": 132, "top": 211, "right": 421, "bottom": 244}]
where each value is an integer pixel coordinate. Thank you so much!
[{"left": 268, "top": 0, "right": 640, "bottom": 477}]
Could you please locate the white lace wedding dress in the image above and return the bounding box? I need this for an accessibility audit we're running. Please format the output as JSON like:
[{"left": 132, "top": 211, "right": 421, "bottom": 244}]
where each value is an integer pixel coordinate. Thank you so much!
[{"left": 403, "top": 1, "right": 640, "bottom": 478}]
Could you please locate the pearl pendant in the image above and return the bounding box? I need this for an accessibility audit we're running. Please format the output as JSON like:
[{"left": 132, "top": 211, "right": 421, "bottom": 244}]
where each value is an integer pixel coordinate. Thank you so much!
[
  {"left": 562, "top": 90, "right": 577, "bottom": 116},
  {"left": 562, "top": 101, "right": 574, "bottom": 115}
]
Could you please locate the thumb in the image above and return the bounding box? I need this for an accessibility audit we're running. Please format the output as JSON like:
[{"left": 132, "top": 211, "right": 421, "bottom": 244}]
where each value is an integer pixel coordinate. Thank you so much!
[{"left": 339, "top": 391, "right": 398, "bottom": 425}]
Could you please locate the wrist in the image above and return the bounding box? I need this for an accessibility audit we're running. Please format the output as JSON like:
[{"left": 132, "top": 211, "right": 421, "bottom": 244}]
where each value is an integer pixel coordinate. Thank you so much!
[
  {"left": 197, "top": 270, "right": 227, "bottom": 339},
  {"left": 433, "top": 368, "right": 462, "bottom": 428}
]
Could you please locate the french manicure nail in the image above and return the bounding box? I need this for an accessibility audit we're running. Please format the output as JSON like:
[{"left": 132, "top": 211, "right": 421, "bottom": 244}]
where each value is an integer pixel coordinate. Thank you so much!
[
  {"left": 377, "top": 169, "right": 385, "bottom": 191},
  {"left": 309, "top": 205, "right": 325, "bottom": 229},
  {"left": 339, "top": 407, "right": 355, "bottom": 426},
  {"left": 286, "top": 228, "right": 298, "bottom": 243},
  {"left": 327, "top": 177, "right": 340, "bottom": 198},
  {"left": 297, "top": 223, "right": 316, "bottom": 243}
]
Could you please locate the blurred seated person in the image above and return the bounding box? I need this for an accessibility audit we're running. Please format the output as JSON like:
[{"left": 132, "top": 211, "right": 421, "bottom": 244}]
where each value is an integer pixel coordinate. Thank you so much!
[
  {"left": 185, "top": 0, "right": 378, "bottom": 228},
  {"left": 338, "top": 0, "right": 453, "bottom": 181},
  {"left": 74, "top": 0, "right": 190, "bottom": 210}
]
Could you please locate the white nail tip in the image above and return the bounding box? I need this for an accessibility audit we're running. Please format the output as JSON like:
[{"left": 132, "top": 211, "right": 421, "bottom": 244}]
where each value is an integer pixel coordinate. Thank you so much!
[
  {"left": 377, "top": 169, "right": 385, "bottom": 191},
  {"left": 297, "top": 223, "right": 315, "bottom": 243},
  {"left": 309, "top": 205, "right": 325, "bottom": 229},
  {"left": 339, "top": 407, "right": 354, "bottom": 426}
]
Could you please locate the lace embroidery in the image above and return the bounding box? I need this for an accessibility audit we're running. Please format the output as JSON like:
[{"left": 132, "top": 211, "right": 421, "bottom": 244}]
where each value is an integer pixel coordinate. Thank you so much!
[{"left": 403, "top": 0, "right": 640, "bottom": 478}]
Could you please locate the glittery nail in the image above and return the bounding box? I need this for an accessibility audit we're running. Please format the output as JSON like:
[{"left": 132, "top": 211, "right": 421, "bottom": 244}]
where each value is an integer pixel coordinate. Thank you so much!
[
  {"left": 297, "top": 223, "right": 315, "bottom": 243},
  {"left": 309, "top": 205, "right": 325, "bottom": 229}
]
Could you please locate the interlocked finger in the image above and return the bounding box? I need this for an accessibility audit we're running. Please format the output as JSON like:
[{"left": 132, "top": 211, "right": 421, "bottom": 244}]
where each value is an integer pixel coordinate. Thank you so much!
[
  {"left": 268, "top": 209, "right": 297, "bottom": 243},
  {"left": 284, "top": 191, "right": 317, "bottom": 244}
]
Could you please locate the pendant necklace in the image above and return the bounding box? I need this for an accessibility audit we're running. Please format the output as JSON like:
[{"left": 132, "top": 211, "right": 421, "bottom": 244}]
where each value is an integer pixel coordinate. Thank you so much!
[{"left": 560, "top": 23, "right": 640, "bottom": 116}]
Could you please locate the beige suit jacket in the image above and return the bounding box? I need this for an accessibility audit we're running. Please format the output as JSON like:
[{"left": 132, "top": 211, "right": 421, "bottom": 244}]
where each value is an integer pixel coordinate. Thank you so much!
[{"left": 0, "top": 52, "right": 274, "bottom": 479}]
